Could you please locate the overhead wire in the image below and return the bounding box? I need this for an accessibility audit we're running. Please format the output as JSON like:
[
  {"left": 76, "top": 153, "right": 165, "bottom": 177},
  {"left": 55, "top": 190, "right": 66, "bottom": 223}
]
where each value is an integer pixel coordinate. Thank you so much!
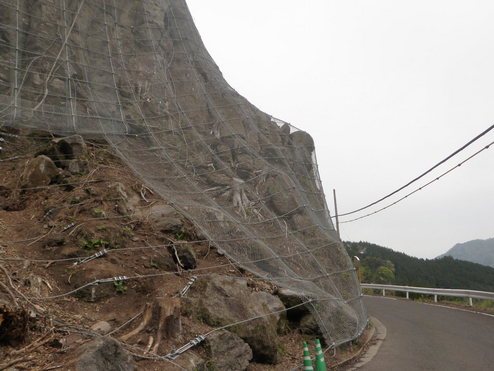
[
  {"left": 335, "top": 124, "right": 494, "bottom": 218},
  {"left": 340, "top": 140, "right": 493, "bottom": 224}
]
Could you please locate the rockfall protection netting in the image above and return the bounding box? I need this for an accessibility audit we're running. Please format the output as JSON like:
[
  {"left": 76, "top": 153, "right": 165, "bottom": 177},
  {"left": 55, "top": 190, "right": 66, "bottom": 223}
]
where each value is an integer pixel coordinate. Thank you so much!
[{"left": 0, "top": 0, "right": 367, "bottom": 346}]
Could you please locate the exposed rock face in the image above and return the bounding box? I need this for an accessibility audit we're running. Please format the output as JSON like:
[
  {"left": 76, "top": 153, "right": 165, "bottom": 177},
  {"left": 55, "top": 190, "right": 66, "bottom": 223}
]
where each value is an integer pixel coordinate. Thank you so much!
[
  {"left": 275, "top": 287, "right": 322, "bottom": 334},
  {"left": 75, "top": 338, "right": 135, "bottom": 371},
  {"left": 205, "top": 331, "right": 253, "bottom": 371},
  {"left": 253, "top": 291, "right": 286, "bottom": 325},
  {"left": 0, "top": 0, "right": 366, "bottom": 347},
  {"left": 174, "top": 351, "right": 206, "bottom": 371},
  {"left": 109, "top": 182, "right": 185, "bottom": 233},
  {"left": 276, "top": 288, "right": 311, "bottom": 320},
  {"left": 183, "top": 275, "right": 280, "bottom": 364},
  {"left": 299, "top": 313, "right": 323, "bottom": 337}
]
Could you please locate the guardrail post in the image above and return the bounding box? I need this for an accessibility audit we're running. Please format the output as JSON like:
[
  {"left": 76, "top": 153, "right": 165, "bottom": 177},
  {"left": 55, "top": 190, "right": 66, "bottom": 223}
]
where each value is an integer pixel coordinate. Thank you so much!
[
  {"left": 382, "top": 289, "right": 385, "bottom": 297},
  {"left": 406, "top": 291, "right": 409, "bottom": 300},
  {"left": 434, "top": 294, "right": 437, "bottom": 303},
  {"left": 469, "top": 297, "right": 473, "bottom": 306}
]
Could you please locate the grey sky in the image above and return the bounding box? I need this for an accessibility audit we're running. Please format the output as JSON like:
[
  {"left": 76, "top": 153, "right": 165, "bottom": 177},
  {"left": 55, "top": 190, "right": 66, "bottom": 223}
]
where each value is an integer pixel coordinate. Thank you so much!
[{"left": 186, "top": 0, "right": 494, "bottom": 259}]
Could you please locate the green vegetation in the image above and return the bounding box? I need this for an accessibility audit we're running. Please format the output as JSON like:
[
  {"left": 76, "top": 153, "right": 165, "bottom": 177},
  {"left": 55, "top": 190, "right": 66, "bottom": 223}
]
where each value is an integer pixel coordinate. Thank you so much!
[
  {"left": 92, "top": 208, "right": 105, "bottom": 217},
  {"left": 175, "top": 232, "right": 186, "bottom": 240},
  {"left": 345, "top": 241, "right": 494, "bottom": 292},
  {"left": 122, "top": 226, "right": 134, "bottom": 236},
  {"left": 113, "top": 280, "right": 127, "bottom": 294},
  {"left": 82, "top": 238, "right": 109, "bottom": 250}
]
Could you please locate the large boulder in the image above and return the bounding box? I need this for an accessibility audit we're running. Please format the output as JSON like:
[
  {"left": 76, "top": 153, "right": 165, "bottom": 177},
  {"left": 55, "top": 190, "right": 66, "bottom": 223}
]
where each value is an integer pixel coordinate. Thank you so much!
[
  {"left": 35, "top": 135, "right": 89, "bottom": 174},
  {"left": 275, "top": 288, "right": 321, "bottom": 335},
  {"left": 21, "top": 155, "right": 61, "bottom": 188},
  {"left": 275, "top": 287, "right": 311, "bottom": 320},
  {"left": 253, "top": 291, "right": 287, "bottom": 333},
  {"left": 52, "top": 135, "right": 87, "bottom": 158},
  {"left": 147, "top": 203, "right": 184, "bottom": 233},
  {"left": 174, "top": 351, "right": 206, "bottom": 371},
  {"left": 75, "top": 338, "right": 135, "bottom": 371},
  {"left": 299, "top": 312, "right": 323, "bottom": 336},
  {"left": 50, "top": 135, "right": 88, "bottom": 174},
  {"left": 183, "top": 275, "right": 281, "bottom": 364},
  {"left": 263, "top": 174, "right": 299, "bottom": 217},
  {"left": 205, "top": 331, "right": 252, "bottom": 371},
  {"left": 290, "top": 130, "right": 314, "bottom": 153},
  {"left": 253, "top": 291, "right": 285, "bottom": 323}
]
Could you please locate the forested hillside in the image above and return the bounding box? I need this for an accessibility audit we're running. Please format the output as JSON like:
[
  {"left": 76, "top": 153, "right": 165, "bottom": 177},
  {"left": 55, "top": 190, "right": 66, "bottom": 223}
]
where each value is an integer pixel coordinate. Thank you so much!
[
  {"left": 345, "top": 241, "right": 494, "bottom": 292},
  {"left": 437, "top": 238, "right": 494, "bottom": 268}
]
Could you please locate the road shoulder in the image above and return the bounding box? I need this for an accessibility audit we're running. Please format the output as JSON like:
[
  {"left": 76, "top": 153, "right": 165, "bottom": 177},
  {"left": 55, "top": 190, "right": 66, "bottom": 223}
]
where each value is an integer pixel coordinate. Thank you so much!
[{"left": 342, "top": 316, "right": 387, "bottom": 370}]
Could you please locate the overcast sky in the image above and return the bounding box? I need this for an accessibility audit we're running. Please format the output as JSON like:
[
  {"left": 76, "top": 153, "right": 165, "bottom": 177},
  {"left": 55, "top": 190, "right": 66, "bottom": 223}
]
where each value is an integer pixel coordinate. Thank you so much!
[{"left": 186, "top": 0, "right": 494, "bottom": 259}]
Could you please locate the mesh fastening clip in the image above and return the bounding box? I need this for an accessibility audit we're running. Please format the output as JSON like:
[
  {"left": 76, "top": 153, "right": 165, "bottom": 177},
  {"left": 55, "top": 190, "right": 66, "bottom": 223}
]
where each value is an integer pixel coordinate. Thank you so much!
[
  {"left": 43, "top": 208, "right": 56, "bottom": 219},
  {"left": 166, "top": 334, "right": 206, "bottom": 360},
  {"left": 74, "top": 248, "right": 108, "bottom": 266},
  {"left": 176, "top": 276, "right": 197, "bottom": 297},
  {"left": 61, "top": 222, "right": 76, "bottom": 232},
  {"left": 97, "top": 276, "right": 129, "bottom": 284}
]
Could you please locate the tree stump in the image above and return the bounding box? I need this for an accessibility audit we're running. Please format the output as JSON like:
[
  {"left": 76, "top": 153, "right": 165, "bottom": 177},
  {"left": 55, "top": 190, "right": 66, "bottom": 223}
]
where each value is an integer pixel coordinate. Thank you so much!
[
  {"left": 120, "top": 296, "right": 181, "bottom": 353},
  {"left": 163, "top": 297, "right": 181, "bottom": 339}
]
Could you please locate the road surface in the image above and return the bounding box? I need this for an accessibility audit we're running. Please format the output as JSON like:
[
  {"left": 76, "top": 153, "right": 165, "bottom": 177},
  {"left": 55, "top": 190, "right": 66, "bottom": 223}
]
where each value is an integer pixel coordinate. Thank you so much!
[{"left": 357, "top": 296, "right": 494, "bottom": 371}]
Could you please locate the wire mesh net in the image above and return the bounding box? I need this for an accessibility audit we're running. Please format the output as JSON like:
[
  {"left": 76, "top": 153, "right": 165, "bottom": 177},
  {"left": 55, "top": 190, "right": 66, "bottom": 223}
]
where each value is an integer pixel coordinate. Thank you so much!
[{"left": 0, "top": 0, "right": 367, "bottom": 345}]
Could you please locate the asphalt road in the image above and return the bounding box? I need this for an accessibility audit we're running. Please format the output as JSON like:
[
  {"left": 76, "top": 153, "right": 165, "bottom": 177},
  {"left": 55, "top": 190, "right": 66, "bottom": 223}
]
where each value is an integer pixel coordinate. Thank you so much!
[{"left": 358, "top": 296, "right": 494, "bottom": 371}]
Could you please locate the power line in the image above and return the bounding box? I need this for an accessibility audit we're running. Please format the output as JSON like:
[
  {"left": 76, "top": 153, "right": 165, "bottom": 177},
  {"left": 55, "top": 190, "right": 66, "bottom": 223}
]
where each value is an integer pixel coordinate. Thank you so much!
[
  {"left": 335, "top": 124, "right": 494, "bottom": 218},
  {"left": 340, "top": 141, "right": 493, "bottom": 224}
]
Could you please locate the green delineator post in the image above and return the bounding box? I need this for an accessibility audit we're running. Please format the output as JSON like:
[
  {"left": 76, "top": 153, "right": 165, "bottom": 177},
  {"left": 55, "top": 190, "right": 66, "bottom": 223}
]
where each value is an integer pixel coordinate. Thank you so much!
[
  {"left": 303, "top": 341, "right": 314, "bottom": 370},
  {"left": 314, "top": 339, "right": 327, "bottom": 371}
]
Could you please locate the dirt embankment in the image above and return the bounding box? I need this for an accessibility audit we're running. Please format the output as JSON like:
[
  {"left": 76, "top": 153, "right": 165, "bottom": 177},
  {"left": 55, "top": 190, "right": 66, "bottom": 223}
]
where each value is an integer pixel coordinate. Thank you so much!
[{"left": 0, "top": 129, "right": 239, "bottom": 370}]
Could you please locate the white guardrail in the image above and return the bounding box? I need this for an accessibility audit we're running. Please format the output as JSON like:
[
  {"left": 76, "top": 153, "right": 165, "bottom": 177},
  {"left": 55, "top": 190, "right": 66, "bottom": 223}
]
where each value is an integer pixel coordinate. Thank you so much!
[{"left": 361, "top": 283, "right": 494, "bottom": 306}]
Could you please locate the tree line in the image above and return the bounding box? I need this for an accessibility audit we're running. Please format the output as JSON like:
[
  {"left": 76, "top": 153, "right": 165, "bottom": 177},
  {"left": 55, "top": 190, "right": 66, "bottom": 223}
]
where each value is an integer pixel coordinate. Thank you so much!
[{"left": 345, "top": 241, "right": 494, "bottom": 292}]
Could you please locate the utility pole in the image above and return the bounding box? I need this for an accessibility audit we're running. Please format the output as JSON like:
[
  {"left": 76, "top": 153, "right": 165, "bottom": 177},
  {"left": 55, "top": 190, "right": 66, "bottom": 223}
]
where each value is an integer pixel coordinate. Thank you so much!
[
  {"left": 333, "top": 189, "right": 340, "bottom": 239},
  {"left": 353, "top": 256, "right": 362, "bottom": 283}
]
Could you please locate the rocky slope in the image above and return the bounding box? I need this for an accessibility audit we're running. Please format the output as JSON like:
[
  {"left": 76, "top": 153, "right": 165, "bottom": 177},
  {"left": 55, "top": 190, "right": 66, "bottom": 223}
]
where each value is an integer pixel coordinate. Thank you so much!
[
  {"left": 0, "top": 129, "right": 339, "bottom": 370},
  {"left": 0, "top": 0, "right": 366, "bottom": 368}
]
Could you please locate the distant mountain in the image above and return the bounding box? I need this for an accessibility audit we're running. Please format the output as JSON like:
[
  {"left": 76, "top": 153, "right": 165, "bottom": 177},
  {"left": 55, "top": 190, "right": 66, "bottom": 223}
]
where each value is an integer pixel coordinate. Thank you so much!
[
  {"left": 345, "top": 241, "right": 494, "bottom": 291},
  {"left": 437, "top": 238, "right": 494, "bottom": 268}
]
